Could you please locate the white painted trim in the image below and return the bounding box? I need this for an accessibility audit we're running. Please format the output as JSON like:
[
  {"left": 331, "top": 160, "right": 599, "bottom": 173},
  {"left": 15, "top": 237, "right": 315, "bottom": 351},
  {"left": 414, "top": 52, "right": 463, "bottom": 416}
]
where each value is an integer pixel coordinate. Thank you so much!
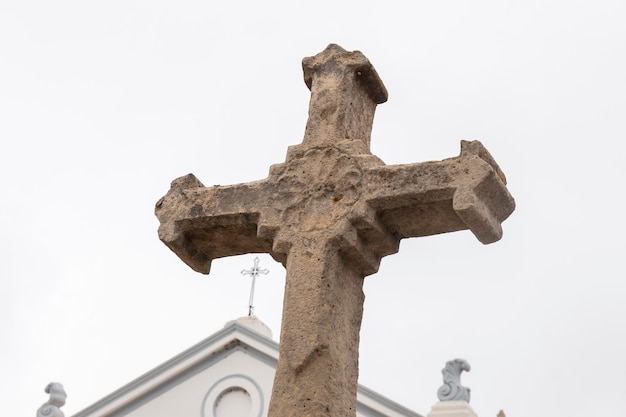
[{"left": 71, "top": 321, "right": 424, "bottom": 417}]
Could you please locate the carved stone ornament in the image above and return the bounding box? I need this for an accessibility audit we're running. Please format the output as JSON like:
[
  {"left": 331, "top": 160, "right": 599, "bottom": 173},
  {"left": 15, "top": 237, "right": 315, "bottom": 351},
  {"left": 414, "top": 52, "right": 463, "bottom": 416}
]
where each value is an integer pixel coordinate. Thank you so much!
[
  {"left": 437, "top": 359, "right": 471, "bottom": 402},
  {"left": 36, "top": 382, "right": 66, "bottom": 417}
]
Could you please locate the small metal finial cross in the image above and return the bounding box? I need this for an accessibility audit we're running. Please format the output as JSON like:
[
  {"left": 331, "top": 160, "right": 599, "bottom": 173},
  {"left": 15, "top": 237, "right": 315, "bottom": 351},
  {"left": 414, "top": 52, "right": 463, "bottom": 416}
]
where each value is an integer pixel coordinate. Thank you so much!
[{"left": 241, "top": 257, "right": 269, "bottom": 316}]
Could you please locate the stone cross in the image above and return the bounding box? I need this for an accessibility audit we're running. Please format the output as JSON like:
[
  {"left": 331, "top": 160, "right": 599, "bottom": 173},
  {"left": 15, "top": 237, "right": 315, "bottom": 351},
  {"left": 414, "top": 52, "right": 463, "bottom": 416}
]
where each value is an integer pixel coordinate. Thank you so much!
[{"left": 155, "top": 44, "right": 515, "bottom": 417}]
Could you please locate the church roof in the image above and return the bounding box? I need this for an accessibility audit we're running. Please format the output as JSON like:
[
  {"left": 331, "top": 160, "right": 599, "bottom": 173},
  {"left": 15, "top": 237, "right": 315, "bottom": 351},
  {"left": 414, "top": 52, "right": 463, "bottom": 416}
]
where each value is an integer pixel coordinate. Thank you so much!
[{"left": 72, "top": 317, "right": 422, "bottom": 417}]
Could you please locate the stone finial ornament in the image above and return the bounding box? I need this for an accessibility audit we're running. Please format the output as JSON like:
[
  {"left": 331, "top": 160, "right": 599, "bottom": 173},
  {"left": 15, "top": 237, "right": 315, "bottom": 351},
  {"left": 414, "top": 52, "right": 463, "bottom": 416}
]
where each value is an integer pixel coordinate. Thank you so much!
[
  {"left": 437, "top": 359, "right": 471, "bottom": 402},
  {"left": 36, "top": 382, "right": 66, "bottom": 417}
]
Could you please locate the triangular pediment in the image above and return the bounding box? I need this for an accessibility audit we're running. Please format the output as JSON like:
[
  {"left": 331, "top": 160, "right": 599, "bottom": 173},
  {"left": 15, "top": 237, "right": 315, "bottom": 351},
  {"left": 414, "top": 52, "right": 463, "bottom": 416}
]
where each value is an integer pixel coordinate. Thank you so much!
[{"left": 72, "top": 318, "right": 422, "bottom": 417}]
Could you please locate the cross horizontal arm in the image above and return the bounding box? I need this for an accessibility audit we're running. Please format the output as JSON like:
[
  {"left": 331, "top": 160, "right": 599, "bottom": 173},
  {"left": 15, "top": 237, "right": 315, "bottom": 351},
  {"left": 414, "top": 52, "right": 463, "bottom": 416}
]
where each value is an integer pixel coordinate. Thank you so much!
[
  {"left": 365, "top": 141, "right": 515, "bottom": 244},
  {"left": 155, "top": 174, "right": 274, "bottom": 273}
]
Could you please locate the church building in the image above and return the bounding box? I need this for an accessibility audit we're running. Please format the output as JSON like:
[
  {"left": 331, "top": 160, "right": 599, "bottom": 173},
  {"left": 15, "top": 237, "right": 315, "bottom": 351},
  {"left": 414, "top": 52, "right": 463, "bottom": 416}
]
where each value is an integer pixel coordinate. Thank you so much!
[{"left": 71, "top": 315, "right": 423, "bottom": 417}]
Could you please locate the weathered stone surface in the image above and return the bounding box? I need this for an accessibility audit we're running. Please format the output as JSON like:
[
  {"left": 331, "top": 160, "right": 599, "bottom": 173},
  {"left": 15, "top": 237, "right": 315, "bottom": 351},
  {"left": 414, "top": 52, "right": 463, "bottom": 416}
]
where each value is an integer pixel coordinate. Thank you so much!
[{"left": 155, "top": 44, "right": 515, "bottom": 417}]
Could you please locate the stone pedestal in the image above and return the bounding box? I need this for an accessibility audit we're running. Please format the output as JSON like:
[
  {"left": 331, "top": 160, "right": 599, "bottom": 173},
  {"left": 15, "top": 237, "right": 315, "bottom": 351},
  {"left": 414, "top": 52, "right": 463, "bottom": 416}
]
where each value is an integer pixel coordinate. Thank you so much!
[{"left": 427, "top": 401, "right": 478, "bottom": 417}]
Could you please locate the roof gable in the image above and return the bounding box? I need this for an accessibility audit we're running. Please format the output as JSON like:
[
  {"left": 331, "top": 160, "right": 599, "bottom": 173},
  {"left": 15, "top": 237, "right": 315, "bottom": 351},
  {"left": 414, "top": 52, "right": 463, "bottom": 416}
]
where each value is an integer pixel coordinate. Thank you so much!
[{"left": 72, "top": 319, "right": 422, "bottom": 417}]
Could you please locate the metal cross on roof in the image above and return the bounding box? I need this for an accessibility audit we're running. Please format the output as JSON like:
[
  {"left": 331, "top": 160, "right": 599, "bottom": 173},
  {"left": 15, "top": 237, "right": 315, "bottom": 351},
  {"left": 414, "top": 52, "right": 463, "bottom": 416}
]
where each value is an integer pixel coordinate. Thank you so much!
[{"left": 241, "top": 257, "right": 269, "bottom": 316}]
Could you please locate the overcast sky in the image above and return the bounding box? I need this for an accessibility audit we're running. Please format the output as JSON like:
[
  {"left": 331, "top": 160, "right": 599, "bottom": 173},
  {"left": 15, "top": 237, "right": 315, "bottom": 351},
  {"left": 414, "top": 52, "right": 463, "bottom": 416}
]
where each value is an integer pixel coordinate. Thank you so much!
[{"left": 2, "top": 1, "right": 625, "bottom": 417}]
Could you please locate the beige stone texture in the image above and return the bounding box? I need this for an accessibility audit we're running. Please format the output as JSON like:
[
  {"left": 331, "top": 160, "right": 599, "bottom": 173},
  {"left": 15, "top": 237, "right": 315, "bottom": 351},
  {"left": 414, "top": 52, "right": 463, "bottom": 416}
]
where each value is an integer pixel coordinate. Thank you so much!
[{"left": 155, "top": 44, "right": 515, "bottom": 417}]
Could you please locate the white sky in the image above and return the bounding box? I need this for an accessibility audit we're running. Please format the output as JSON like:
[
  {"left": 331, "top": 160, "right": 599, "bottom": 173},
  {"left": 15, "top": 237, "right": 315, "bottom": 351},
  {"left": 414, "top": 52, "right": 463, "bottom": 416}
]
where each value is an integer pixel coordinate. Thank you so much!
[{"left": 2, "top": 1, "right": 625, "bottom": 416}]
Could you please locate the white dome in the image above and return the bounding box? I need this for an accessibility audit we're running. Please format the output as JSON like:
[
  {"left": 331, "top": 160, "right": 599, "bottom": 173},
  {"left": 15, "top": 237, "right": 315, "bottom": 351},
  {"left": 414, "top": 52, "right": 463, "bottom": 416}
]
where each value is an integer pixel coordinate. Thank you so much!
[{"left": 224, "top": 315, "right": 273, "bottom": 339}]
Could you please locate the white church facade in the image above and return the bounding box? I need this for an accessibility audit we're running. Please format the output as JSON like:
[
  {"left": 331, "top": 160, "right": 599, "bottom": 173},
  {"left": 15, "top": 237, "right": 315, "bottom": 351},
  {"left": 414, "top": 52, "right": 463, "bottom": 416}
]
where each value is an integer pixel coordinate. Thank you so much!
[{"left": 71, "top": 316, "right": 423, "bottom": 417}]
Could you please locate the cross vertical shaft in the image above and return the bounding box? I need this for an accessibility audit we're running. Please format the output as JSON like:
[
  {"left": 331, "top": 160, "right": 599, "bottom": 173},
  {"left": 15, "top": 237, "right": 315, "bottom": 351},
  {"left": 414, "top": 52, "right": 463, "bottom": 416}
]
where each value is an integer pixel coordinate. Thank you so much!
[{"left": 269, "top": 238, "right": 366, "bottom": 416}]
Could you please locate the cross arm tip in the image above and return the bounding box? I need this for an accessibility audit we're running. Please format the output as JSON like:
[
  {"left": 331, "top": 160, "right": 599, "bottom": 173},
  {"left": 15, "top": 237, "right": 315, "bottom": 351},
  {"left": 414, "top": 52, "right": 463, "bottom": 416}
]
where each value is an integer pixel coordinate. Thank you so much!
[
  {"left": 460, "top": 140, "right": 507, "bottom": 185},
  {"left": 453, "top": 142, "right": 516, "bottom": 244},
  {"left": 158, "top": 222, "right": 214, "bottom": 274},
  {"left": 302, "top": 43, "right": 388, "bottom": 104}
]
